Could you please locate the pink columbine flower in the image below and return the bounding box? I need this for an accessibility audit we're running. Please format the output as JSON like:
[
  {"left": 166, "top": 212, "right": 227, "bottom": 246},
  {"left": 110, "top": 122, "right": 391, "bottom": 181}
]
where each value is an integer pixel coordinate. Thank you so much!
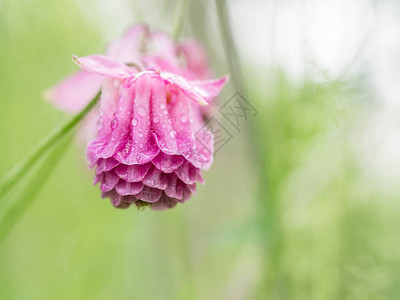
[
  {"left": 46, "top": 25, "right": 228, "bottom": 209},
  {"left": 74, "top": 55, "right": 227, "bottom": 209}
]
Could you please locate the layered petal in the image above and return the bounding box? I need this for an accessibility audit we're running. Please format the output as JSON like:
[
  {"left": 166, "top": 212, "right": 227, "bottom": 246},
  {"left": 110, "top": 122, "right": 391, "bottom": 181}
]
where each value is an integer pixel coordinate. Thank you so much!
[{"left": 45, "top": 71, "right": 102, "bottom": 113}]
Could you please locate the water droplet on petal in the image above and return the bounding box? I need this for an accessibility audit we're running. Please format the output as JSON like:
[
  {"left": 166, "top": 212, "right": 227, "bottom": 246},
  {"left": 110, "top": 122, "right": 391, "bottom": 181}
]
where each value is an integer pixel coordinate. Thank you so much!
[
  {"left": 132, "top": 118, "right": 138, "bottom": 126},
  {"left": 180, "top": 115, "right": 188, "bottom": 123},
  {"left": 110, "top": 118, "right": 118, "bottom": 130},
  {"left": 154, "top": 116, "right": 160, "bottom": 123},
  {"left": 137, "top": 105, "right": 146, "bottom": 117},
  {"left": 139, "top": 143, "right": 144, "bottom": 149},
  {"left": 160, "top": 103, "right": 166, "bottom": 109},
  {"left": 163, "top": 110, "right": 168, "bottom": 115},
  {"left": 170, "top": 130, "right": 176, "bottom": 139}
]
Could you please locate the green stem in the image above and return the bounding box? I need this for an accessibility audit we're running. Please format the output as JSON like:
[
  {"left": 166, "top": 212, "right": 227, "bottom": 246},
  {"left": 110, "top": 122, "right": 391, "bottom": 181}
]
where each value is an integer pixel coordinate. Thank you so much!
[
  {"left": 172, "top": 0, "right": 189, "bottom": 40},
  {"left": 0, "top": 133, "right": 73, "bottom": 245},
  {"left": 215, "top": 0, "right": 245, "bottom": 92},
  {"left": 0, "top": 91, "right": 100, "bottom": 199}
]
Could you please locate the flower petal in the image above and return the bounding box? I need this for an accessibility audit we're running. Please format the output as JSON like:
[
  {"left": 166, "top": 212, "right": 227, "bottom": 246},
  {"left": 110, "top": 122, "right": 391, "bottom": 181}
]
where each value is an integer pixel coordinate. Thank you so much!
[
  {"left": 135, "top": 186, "right": 162, "bottom": 202},
  {"left": 106, "top": 24, "right": 149, "bottom": 63},
  {"left": 179, "top": 40, "right": 212, "bottom": 79},
  {"left": 151, "top": 152, "right": 184, "bottom": 173},
  {"left": 115, "top": 180, "right": 144, "bottom": 196},
  {"left": 99, "top": 170, "right": 120, "bottom": 192},
  {"left": 72, "top": 55, "right": 133, "bottom": 79},
  {"left": 115, "top": 163, "right": 152, "bottom": 182},
  {"left": 45, "top": 71, "right": 102, "bottom": 113},
  {"left": 190, "top": 76, "right": 229, "bottom": 104}
]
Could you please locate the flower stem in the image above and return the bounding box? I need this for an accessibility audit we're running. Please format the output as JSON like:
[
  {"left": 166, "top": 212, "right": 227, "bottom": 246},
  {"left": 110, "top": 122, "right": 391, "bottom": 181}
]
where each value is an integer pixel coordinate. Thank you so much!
[
  {"left": 172, "top": 0, "right": 189, "bottom": 40},
  {"left": 215, "top": 0, "right": 245, "bottom": 92},
  {"left": 0, "top": 91, "right": 101, "bottom": 199},
  {"left": 0, "top": 133, "right": 73, "bottom": 246}
]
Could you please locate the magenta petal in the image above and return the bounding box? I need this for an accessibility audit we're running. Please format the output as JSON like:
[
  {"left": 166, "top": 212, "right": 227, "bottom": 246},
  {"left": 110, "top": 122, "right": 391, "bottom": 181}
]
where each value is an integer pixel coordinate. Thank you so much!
[
  {"left": 151, "top": 152, "right": 184, "bottom": 173},
  {"left": 190, "top": 76, "right": 229, "bottom": 104},
  {"left": 179, "top": 40, "right": 212, "bottom": 79},
  {"left": 182, "top": 185, "right": 192, "bottom": 201},
  {"left": 169, "top": 92, "right": 195, "bottom": 153},
  {"left": 96, "top": 158, "right": 119, "bottom": 174},
  {"left": 72, "top": 55, "right": 133, "bottom": 79},
  {"left": 106, "top": 24, "right": 149, "bottom": 63},
  {"left": 102, "top": 189, "right": 122, "bottom": 207},
  {"left": 115, "top": 180, "right": 144, "bottom": 196},
  {"left": 97, "top": 78, "right": 122, "bottom": 138},
  {"left": 115, "top": 163, "right": 152, "bottom": 182},
  {"left": 150, "top": 193, "right": 177, "bottom": 210},
  {"left": 187, "top": 183, "right": 197, "bottom": 194},
  {"left": 116, "top": 74, "right": 159, "bottom": 164},
  {"left": 142, "top": 166, "right": 169, "bottom": 190},
  {"left": 150, "top": 76, "right": 179, "bottom": 155},
  {"left": 160, "top": 72, "right": 208, "bottom": 106},
  {"left": 165, "top": 175, "right": 184, "bottom": 200},
  {"left": 45, "top": 71, "right": 102, "bottom": 113},
  {"left": 174, "top": 162, "right": 198, "bottom": 185},
  {"left": 150, "top": 31, "right": 178, "bottom": 63},
  {"left": 91, "top": 82, "right": 135, "bottom": 159},
  {"left": 185, "top": 128, "right": 214, "bottom": 170},
  {"left": 100, "top": 170, "right": 120, "bottom": 192},
  {"left": 135, "top": 186, "right": 162, "bottom": 202}
]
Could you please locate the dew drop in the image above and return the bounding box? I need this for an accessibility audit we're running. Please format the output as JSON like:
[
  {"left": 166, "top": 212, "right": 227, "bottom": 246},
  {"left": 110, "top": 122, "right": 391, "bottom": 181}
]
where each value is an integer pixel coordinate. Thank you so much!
[
  {"left": 139, "top": 143, "right": 144, "bottom": 149},
  {"left": 154, "top": 116, "right": 160, "bottom": 123},
  {"left": 170, "top": 130, "right": 176, "bottom": 139},
  {"left": 131, "top": 118, "right": 138, "bottom": 126},
  {"left": 110, "top": 118, "right": 118, "bottom": 130},
  {"left": 137, "top": 105, "right": 146, "bottom": 117},
  {"left": 163, "top": 110, "right": 168, "bottom": 115},
  {"left": 180, "top": 115, "right": 188, "bottom": 123},
  {"left": 160, "top": 103, "right": 166, "bottom": 109}
]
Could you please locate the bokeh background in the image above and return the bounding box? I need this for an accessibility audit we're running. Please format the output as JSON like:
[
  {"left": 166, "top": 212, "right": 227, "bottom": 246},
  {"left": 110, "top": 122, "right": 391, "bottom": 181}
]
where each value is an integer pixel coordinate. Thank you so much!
[{"left": 1, "top": 0, "right": 400, "bottom": 299}]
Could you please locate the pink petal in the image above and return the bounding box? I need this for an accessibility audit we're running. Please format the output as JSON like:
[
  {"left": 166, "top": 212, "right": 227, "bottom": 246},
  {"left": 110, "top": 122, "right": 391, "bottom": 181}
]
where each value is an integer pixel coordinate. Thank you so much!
[
  {"left": 150, "top": 76, "right": 180, "bottom": 155},
  {"left": 106, "top": 24, "right": 149, "bottom": 63},
  {"left": 100, "top": 170, "right": 120, "bottom": 192},
  {"left": 165, "top": 175, "right": 184, "bottom": 200},
  {"left": 149, "top": 31, "right": 178, "bottom": 63},
  {"left": 168, "top": 91, "right": 195, "bottom": 153},
  {"left": 142, "top": 166, "right": 169, "bottom": 190},
  {"left": 115, "top": 73, "right": 159, "bottom": 164},
  {"left": 115, "top": 180, "right": 144, "bottom": 196},
  {"left": 174, "top": 161, "right": 198, "bottom": 185},
  {"left": 96, "top": 158, "right": 119, "bottom": 174},
  {"left": 115, "top": 163, "right": 152, "bottom": 182},
  {"left": 45, "top": 71, "right": 102, "bottom": 113},
  {"left": 135, "top": 186, "right": 162, "bottom": 203},
  {"left": 160, "top": 72, "right": 208, "bottom": 106},
  {"left": 151, "top": 152, "right": 184, "bottom": 173},
  {"left": 179, "top": 40, "right": 212, "bottom": 79},
  {"left": 150, "top": 193, "right": 177, "bottom": 210},
  {"left": 72, "top": 55, "right": 133, "bottom": 79},
  {"left": 185, "top": 127, "right": 214, "bottom": 170},
  {"left": 190, "top": 76, "right": 229, "bottom": 104},
  {"left": 89, "top": 82, "right": 135, "bottom": 159},
  {"left": 102, "top": 189, "right": 122, "bottom": 207}
]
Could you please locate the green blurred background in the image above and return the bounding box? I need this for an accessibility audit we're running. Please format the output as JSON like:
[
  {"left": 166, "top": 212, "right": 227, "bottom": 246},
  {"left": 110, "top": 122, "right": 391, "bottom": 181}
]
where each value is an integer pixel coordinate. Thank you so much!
[{"left": 1, "top": 0, "right": 400, "bottom": 299}]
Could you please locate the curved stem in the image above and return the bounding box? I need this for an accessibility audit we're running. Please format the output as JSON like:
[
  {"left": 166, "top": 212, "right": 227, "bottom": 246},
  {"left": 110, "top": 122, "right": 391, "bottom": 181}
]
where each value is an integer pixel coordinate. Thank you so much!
[
  {"left": 0, "top": 91, "right": 101, "bottom": 199},
  {"left": 172, "top": 0, "right": 189, "bottom": 40}
]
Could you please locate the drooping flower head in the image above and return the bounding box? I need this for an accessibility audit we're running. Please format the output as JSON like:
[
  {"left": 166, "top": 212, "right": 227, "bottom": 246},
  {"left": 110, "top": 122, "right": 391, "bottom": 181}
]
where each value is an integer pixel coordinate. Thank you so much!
[{"left": 46, "top": 25, "right": 228, "bottom": 209}]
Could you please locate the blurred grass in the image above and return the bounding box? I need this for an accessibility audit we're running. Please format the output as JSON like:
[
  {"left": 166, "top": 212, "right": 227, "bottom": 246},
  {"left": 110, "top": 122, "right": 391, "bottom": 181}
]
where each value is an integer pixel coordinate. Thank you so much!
[{"left": 1, "top": 0, "right": 400, "bottom": 299}]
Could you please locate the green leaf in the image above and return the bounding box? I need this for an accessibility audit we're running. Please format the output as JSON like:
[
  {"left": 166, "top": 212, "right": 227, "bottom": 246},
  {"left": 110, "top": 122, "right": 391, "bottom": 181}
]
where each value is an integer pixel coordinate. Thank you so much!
[{"left": 0, "top": 132, "right": 73, "bottom": 245}]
